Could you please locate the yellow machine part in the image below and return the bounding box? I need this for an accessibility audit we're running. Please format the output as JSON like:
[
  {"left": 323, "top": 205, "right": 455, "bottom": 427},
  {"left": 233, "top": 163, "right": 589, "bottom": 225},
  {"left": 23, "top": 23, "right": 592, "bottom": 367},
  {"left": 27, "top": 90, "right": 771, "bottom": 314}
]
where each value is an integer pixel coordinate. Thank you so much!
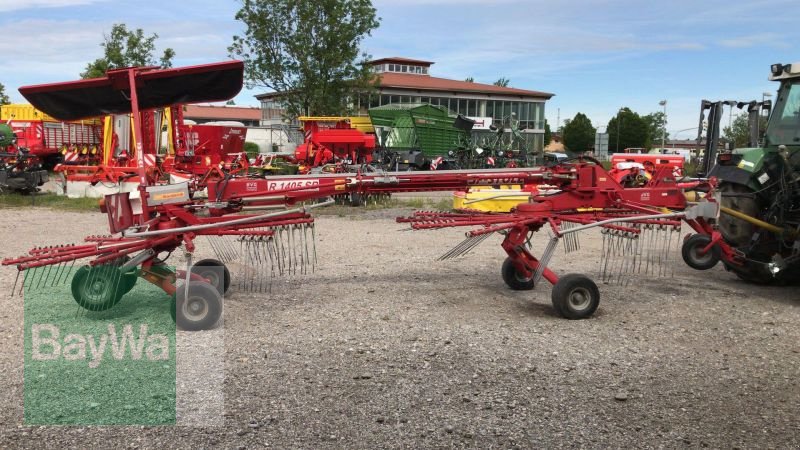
[
  {"left": 102, "top": 116, "right": 114, "bottom": 164},
  {"left": 346, "top": 116, "right": 374, "bottom": 133},
  {"left": 453, "top": 185, "right": 531, "bottom": 212},
  {"left": 0, "top": 103, "right": 101, "bottom": 125}
]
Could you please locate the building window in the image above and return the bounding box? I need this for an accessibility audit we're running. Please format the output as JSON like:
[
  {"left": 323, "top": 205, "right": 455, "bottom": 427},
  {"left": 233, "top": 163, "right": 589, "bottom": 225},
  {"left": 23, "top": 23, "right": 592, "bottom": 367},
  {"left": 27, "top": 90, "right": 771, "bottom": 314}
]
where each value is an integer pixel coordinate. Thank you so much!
[
  {"left": 422, "top": 67, "right": 428, "bottom": 74},
  {"left": 467, "top": 99, "right": 477, "bottom": 117}
]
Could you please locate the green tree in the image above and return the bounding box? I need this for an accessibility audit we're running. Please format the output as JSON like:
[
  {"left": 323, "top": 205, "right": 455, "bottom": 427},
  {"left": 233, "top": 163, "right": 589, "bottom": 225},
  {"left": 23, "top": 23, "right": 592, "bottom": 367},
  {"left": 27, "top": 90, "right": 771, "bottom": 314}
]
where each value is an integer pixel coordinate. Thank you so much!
[
  {"left": 543, "top": 119, "right": 551, "bottom": 147},
  {"left": 642, "top": 111, "right": 669, "bottom": 149},
  {"left": 81, "top": 24, "right": 175, "bottom": 79},
  {"left": 493, "top": 77, "right": 510, "bottom": 87},
  {"left": 0, "top": 83, "right": 9, "bottom": 105},
  {"left": 230, "top": 0, "right": 380, "bottom": 118},
  {"left": 464, "top": 77, "right": 474, "bottom": 83},
  {"left": 607, "top": 108, "right": 649, "bottom": 152},
  {"left": 724, "top": 113, "right": 768, "bottom": 148},
  {"left": 561, "top": 113, "right": 596, "bottom": 154}
]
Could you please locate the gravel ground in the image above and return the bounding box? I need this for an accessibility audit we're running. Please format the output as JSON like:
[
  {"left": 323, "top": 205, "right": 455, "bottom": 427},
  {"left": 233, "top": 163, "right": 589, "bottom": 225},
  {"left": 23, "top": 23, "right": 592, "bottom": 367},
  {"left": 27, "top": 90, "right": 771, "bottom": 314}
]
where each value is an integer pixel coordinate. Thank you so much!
[{"left": 0, "top": 206, "right": 799, "bottom": 448}]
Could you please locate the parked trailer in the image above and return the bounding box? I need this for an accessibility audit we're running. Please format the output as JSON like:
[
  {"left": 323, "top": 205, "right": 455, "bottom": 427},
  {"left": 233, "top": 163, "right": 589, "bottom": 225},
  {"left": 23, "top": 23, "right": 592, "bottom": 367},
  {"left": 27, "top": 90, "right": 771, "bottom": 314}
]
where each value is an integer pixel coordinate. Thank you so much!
[
  {"left": 369, "top": 103, "right": 472, "bottom": 169},
  {"left": 0, "top": 103, "right": 102, "bottom": 167}
]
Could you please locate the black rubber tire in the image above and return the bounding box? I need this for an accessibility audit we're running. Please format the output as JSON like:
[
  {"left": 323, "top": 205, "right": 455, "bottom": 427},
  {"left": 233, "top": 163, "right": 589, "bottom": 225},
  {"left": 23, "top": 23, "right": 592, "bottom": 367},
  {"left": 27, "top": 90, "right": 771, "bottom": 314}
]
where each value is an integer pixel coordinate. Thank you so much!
[
  {"left": 169, "top": 295, "right": 177, "bottom": 323},
  {"left": 551, "top": 274, "right": 600, "bottom": 320},
  {"left": 350, "top": 192, "right": 365, "bottom": 207},
  {"left": 191, "top": 259, "right": 231, "bottom": 294},
  {"left": 725, "top": 262, "right": 774, "bottom": 285},
  {"left": 501, "top": 257, "right": 535, "bottom": 290},
  {"left": 70, "top": 265, "right": 124, "bottom": 312},
  {"left": 719, "top": 183, "right": 760, "bottom": 247},
  {"left": 681, "top": 234, "right": 721, "bottom": 270},
  {"left": 121, "top": 269, "right": 138, "bottom": 294},
  {"left": 174, "top": 281, "right": 223, "bottom": 331}
]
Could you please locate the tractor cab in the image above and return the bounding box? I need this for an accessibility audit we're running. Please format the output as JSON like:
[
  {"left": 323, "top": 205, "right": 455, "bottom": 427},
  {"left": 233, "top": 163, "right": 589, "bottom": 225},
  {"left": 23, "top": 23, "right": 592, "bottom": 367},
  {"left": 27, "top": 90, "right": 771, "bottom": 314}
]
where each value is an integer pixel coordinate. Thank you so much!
[{"left": 764, "top": 63, "right": 800, "bottom": 148}]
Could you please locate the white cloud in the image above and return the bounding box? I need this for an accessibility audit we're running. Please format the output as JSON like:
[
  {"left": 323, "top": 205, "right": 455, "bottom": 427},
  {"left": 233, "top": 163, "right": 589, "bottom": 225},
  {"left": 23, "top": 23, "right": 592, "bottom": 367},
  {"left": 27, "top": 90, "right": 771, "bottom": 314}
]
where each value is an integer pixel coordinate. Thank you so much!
[
  {"left": 0, "top": 0, "right": 105, "bottom": 12},
  {"left": 719, "top": 33, "right": 788, "bottom": 49}
]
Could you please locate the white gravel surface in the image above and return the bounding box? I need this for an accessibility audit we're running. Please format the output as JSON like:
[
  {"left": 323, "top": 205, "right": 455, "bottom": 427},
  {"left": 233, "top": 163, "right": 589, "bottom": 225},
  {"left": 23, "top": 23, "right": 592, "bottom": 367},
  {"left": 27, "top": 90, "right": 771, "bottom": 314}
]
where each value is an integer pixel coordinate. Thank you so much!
[{"left": 0, "top": 206, "right": 799, "bottom": 448}]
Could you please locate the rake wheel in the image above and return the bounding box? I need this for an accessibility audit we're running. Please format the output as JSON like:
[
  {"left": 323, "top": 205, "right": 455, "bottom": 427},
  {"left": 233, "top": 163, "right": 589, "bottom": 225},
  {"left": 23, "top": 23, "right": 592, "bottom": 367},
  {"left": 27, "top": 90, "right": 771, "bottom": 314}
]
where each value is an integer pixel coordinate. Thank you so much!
[
  {"left": 191, "top": 259, "right": 231, "bottom": 294},
  {"left": 70, "top": 265, "right": 125, "bottom": 312},
  {"left": 551, "top": 274, "right": 599, "bottom": 320},
  {"left": 501, "top": 257, "right": 535, "bottom": 290},
  {"left": 172, "top": 280, "right": 222, "bottom": 331},
  {"left": 681, "top": 234, "right": 720, "bottom": 271}
]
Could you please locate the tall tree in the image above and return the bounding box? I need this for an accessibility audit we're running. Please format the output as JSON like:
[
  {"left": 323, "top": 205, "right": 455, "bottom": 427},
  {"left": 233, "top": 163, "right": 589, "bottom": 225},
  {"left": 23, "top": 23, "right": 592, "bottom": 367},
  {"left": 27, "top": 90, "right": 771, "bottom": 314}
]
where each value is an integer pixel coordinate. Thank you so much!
[
  {"left": 81, "top": 24, "right": 175, "bottom": 79},
  {"left": 724, "top": 113, "right": 767, "bottom": 148},
  {"left": 607, "top": 108, "right": 649, "bottom": 152},
  {"left": 230, "top": 0, "right": 380, "bottom": 118},
  {"left": 642, "top": 111, "right": 669, "bottom": 149},
  {"left": 493, "top": 77, "right": 510, "bottom": 87},
  {"left": 0, "top": 83, "right": 9, "bottom": 105},
  {"left": 561, "top": 113, "right": 596, "bottom": 154},
  {"left": 543, "top": 119, "right": 552, "bottom": 147}
]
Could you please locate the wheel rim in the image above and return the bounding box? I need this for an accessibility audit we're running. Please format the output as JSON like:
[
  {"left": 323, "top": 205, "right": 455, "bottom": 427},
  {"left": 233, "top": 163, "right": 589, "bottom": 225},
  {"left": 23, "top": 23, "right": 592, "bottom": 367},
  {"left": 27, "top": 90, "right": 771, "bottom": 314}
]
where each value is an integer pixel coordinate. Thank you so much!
[
  {"left": 690, "top": 243, "right": 712, "bottom": 265},
  {"left": 567, "top": 287, "right": 592, "bottom": 311},
  {"left": 514, "top": 269, "right": 532, "bottom": 283},
  {"left": 203, "top": 271, "right": 219, "bottom": 288},
  {"left": 182, "top": 296, "right": 209, "bottom": 322},
  {"left": 83, "top": 276, "right": 113, "bottom": 305}
]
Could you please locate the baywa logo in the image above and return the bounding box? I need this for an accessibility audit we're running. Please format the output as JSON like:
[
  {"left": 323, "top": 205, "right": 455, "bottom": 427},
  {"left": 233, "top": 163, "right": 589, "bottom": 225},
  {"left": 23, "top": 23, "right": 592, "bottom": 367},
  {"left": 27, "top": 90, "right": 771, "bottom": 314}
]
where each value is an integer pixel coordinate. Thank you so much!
[
  {"left": 23, "top": 266, "right": 177, "bottom": 425},
  {"left": 31, "top": 323, "right": 171, "bottom": 369}
]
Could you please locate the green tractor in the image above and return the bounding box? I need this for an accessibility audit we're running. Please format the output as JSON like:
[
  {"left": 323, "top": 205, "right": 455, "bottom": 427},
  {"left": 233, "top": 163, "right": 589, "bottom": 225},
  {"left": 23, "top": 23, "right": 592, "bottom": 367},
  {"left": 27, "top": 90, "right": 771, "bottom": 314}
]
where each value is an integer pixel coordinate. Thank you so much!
[{"left": 709, "top": 61, "right": 800, "bottom": 282}]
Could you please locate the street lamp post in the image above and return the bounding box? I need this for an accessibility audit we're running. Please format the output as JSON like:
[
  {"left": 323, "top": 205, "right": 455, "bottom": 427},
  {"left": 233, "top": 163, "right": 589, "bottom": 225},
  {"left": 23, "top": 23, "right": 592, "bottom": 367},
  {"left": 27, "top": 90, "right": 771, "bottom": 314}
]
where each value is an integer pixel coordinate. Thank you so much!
[{"left": 659, "top": 100, "right": 667, "bottom": 150}]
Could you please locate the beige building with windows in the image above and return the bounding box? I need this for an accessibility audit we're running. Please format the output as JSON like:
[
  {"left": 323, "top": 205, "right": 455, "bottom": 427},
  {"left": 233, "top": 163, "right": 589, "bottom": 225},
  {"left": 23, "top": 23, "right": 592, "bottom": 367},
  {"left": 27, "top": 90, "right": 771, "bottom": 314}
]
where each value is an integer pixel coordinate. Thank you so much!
[{"left": 256, "top": 57, "right": 554, "bottom": 152}]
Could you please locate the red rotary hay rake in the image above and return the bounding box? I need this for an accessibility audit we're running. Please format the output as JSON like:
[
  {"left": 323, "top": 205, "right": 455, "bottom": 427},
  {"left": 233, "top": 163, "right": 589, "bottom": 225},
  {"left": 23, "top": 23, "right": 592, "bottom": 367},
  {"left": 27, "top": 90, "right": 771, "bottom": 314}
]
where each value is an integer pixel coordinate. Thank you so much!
[{"left": 2, "top": 61, "right": 724, "bottom": 329}]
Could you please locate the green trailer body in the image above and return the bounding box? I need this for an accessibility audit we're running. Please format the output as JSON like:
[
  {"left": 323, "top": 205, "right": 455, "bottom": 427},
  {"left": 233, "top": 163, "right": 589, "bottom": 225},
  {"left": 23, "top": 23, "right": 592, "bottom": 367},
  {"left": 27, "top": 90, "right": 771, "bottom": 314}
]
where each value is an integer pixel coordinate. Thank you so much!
[{"left": 368, "top": 104, "right": 469, "bottom": 159}]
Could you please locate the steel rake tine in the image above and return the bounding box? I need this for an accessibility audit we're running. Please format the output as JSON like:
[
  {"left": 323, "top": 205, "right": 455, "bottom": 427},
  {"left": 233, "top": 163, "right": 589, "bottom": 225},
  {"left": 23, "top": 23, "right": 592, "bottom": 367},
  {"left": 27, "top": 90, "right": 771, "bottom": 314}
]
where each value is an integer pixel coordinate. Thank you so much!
[
  {"left": 311, "top": 223, "right": 317, "bottom": 270},
  {"left": 447, "top": 233, "right": 484, "bottom": 259},
  {"left": 41, "top": 258, "right": 55, "bottom": 288},
  {"left": 437, "top": 235, "right": 472, "bottom": 261},
  {"left": 11, "top": 270, "right": 20, "bottom": 297},
  {"left": 458, "top": 235, "right": 483, "bottom": 258},
  {"left": 49, "top": 262, "right": 63, "bottom": 287},
  {"left": 463, "top": 233, "right": 492, "bottom": 257},
  {"left": 302, "top": 224, "right": 310, "bottom": 275}
]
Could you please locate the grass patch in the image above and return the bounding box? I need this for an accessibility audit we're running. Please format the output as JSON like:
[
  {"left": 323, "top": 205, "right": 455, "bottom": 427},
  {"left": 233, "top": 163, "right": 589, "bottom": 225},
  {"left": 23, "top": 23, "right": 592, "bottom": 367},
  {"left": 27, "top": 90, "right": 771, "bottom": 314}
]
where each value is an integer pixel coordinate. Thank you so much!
[{"left": 0, "top": 193, "right": 99, "bottom": 212}]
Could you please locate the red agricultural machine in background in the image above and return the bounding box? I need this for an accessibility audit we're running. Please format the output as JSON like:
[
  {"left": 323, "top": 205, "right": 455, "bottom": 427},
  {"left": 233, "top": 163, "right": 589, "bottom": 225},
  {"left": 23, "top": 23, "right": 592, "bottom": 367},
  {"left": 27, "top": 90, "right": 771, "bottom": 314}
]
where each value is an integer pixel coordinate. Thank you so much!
[
  {"left": 293, "top": 116, "right": 376, "bottom": 173},
  {"left": 54, "top": 101, "right": 251, "bottom": 196},
  {"left": 3, "top": 60, "right": 731, "bottom": 331},
  {"left": 1, "top": 103, "right": 103, "bottom": 168}
]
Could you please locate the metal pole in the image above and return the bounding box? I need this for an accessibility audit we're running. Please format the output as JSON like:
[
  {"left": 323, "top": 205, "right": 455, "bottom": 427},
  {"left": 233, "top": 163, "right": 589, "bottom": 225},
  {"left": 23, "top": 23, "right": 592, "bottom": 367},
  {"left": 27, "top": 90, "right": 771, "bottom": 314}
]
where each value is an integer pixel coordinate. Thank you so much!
[{"left": 659, "top": 100, "right": 667, "bottom": 150}]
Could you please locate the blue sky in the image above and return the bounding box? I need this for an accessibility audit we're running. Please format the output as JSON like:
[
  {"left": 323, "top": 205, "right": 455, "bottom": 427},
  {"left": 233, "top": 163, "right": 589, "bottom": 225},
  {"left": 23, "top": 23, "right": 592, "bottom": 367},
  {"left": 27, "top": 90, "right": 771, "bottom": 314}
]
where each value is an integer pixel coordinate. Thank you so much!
[{"left": 1, "top": 0, "right": 798, "bottom": 135}]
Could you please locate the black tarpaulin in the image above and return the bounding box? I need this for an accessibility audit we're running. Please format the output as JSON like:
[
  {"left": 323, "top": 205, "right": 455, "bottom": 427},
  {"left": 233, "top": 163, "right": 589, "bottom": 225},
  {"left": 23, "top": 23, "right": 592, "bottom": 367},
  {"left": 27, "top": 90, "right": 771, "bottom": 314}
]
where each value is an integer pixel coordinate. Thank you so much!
[{"left": 19, "top": 60, "right": 244, "bottom": 121}]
